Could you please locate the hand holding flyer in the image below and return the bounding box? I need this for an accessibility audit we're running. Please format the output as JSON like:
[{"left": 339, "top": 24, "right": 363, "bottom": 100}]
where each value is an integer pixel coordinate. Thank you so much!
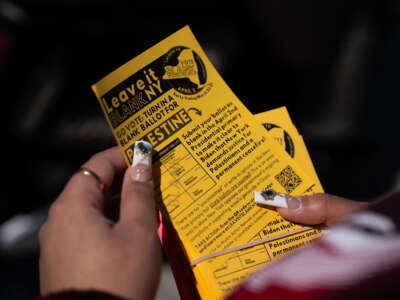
[{"left": 92, "top": 26, "right": 324, "bottom": 299}]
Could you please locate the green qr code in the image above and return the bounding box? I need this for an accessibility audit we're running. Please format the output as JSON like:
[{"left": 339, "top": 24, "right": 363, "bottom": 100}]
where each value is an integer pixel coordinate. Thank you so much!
[{"left": 275, "top": 165, "right": 302, "bottom": 193}]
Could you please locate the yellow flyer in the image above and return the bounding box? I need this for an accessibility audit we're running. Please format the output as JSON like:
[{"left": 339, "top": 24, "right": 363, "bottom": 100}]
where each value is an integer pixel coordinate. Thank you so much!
[
  {"left": 92, "top": 26, "right": 322, "bottom": 299},
  {"left": 256, "top": 107, "right": 323, "bottom": 191}
]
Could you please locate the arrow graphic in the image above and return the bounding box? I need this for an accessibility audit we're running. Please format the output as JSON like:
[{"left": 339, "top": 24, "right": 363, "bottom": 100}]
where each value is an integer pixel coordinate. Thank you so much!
[{"left": 187, "top": 107, "right": 202, "bottom": 117}]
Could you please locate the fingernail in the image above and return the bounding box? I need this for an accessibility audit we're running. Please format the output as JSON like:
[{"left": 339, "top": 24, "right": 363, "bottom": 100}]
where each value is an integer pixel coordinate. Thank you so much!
[
  {"left": 254, "top": 191, "right": 288, "bottom": 208},
  {"left": 254, "top": 190, "right": 303, "bottom": 210},
  {"left": 132, "top": 141, "right": 152, "bottom": 167},
  {"left": 286, "top": 196, "right": 302, "bottom": 210},
  {"left": 130, "top": 141, "right": 152, "bottom": 182}
]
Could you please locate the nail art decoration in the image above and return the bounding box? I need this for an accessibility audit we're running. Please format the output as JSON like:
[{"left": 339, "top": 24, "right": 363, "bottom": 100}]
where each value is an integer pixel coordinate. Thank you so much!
[
  {"left": 132, "top": 140, "right": 153, "bottom": 167},
  {"left": 254, "top": 189, "right": 288, "bottom": 208}
]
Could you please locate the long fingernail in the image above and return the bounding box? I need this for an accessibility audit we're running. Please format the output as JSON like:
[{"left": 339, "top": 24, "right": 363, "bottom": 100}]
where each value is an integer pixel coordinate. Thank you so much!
[
  {"left": 254, "top": 191, "right": 288, "bottom": 208},
  {"left": 130, "top": 141, "right": 152, "bottom": 182},
  {"left": 254, "top": 190, "right": 302, "bottom": 210},
  {"left": 286, "top": 196, "right": 302, "bottom": 210},
  {"left": 133, "top": 141, "right": 152, "bottom": 167}
]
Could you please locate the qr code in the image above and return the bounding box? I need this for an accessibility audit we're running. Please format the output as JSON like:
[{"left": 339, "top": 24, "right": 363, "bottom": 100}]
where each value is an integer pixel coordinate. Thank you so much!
[{"left": 274, "top": 165, "right": 302, "bottom": 193}]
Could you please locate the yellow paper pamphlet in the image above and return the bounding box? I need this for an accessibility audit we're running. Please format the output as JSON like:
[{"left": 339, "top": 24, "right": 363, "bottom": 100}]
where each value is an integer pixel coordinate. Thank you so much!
[
  {"left": 91, "top": 26, "right": 323, "bottom": 299},
  {"left": 256, "top": 107, "right": 323, "bottom": 191}
]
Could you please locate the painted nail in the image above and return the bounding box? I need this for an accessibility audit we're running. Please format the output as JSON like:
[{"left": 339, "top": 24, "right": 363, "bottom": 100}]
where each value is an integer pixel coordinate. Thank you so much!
[
  {"left": 130, "top": 141, "right": 152, "bottom": 182},
  {"left": 254, "top": 190, "right": 288, "bottom": 208},
  {"left": 132, "top": 141, "right": 152, "bottom": 167},
  {"left": 254, "top": 190, "right": 303, "bottom": 210}
]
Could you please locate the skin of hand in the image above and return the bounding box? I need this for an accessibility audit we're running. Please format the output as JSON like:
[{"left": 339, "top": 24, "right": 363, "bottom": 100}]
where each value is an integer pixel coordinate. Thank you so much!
[
  {"left": 277, "top": 193, "right": 371, "bottom": 226},
  {"left": 39, "top": 147, "right": 161, "bottom": 300}
]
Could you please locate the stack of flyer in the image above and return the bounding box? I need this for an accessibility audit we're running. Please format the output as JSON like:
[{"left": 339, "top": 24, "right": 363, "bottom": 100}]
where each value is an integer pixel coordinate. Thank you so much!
[{"left": 91, "top": 26, "right": 324, "bottom": 299}]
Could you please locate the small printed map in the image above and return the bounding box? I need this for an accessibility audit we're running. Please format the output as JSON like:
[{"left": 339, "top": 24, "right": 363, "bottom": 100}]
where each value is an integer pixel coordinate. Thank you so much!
[{"left": 163, "top": 49, "right": 201, "bottom": 87}]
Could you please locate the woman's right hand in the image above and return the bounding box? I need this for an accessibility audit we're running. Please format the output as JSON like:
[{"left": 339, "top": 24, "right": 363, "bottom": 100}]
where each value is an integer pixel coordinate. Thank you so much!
[{"left": 277, "top": 193, "right": 371, "bottom": 226}]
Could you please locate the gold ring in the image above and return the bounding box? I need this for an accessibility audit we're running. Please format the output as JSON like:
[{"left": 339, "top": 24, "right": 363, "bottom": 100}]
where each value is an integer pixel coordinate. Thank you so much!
[{"left": 76, "top": 167, "right": 105, "bottom": 191}]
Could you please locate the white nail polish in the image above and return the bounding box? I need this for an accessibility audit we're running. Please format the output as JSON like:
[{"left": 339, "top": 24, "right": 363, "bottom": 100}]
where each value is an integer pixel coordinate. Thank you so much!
[
  {"left": 254, "top": 191, "right": 288, "bottom": 208},
  {"left": 132, "top": 141, "right": 153, "bottom": 167}
]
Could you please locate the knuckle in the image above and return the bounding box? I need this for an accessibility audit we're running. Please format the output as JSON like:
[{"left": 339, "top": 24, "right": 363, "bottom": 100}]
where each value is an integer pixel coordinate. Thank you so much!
[
  {"left": 313, "top": 193, "right": 329, "bottom": 210},
  {"left": 48, "top": 200, "right": 65, "bottom": 219},
  {"left": 87, "top": 152, "right": 103, "bottom": 165},
  {"left": 306, "top": 193, "right": 326, "bottom": 208},
  {"left": 87, "top": 149, "right": 111, "bottom": 166}
]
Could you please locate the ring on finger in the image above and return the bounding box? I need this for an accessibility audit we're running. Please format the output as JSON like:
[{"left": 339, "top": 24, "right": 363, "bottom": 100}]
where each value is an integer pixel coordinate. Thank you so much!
[{"left": 75, "top": 167, "right": 105, "bottom": 192}]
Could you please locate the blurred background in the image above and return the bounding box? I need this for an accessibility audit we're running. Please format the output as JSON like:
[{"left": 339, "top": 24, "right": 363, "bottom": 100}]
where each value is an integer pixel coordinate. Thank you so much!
[{"left": 1, "top": 0, "right": 400, "bottom": 299}]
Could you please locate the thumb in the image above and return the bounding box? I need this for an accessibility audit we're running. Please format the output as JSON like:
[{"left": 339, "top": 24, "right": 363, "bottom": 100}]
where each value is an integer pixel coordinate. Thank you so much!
[
  {"left": 276, "top": 193, "right": 370, "bottom": 226},
  {"left": 118, "top": 142, "right": 157, "bottom": 230}
]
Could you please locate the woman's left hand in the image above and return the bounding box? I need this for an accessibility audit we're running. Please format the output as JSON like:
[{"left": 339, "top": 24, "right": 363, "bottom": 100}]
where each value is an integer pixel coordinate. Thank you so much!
[{"left": 39, "top": 147, "right": 161, "bottom": 300}]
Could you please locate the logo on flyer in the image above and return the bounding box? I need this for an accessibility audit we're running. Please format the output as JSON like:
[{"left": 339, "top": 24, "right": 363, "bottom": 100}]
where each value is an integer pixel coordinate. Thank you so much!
[
  {"left": 162, "top": 46, "right": 209, "bottom": 98},
  {"left": 263, "top": 123, "right": 295, "bottom": 158}
]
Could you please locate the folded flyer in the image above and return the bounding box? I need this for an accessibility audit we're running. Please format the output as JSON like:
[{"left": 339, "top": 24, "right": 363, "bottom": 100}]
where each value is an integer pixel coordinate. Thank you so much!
[{"left": 92, "top": 26, "right": 323, "bottom": 299}]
